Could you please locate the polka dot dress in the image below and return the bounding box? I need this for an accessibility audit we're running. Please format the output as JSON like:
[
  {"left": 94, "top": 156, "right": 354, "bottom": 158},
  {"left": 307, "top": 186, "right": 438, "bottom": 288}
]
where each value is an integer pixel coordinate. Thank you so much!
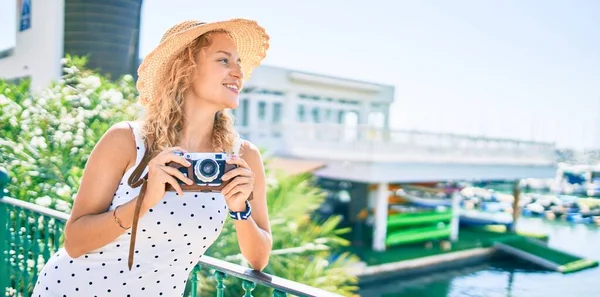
[{"left": 32, "top": 121, "right": 229, "bottom": 297}]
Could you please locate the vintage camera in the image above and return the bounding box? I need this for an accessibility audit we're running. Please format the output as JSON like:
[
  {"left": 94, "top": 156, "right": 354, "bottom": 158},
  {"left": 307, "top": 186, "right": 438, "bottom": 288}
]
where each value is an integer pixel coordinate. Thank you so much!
[{"left": 166, "top": 151, "right": 236, "bottom": 192}]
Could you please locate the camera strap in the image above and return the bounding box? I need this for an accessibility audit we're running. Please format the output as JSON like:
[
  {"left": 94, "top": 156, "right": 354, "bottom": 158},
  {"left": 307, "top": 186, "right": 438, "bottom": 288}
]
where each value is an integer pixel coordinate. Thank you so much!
[{"left": 126, "top": 141, "right": 152, "bottom": 270}]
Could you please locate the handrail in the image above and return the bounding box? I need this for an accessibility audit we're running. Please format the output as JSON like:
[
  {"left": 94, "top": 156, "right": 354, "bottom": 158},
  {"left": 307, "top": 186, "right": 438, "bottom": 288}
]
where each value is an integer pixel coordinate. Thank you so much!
[
  {"left": 0, "top": 195, "right": 344, "bottom": 297},
  {"left": 0, "top": 196, "right": 69, "bottom": 221},
  {"left": 198, "top": 256, "right": 343, "bottom": 297}
]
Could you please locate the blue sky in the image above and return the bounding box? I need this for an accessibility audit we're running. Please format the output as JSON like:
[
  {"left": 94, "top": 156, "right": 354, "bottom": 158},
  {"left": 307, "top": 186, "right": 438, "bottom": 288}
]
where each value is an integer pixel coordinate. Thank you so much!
[{"left": 126, "top": 1, "right": 598, "bottom": 149}]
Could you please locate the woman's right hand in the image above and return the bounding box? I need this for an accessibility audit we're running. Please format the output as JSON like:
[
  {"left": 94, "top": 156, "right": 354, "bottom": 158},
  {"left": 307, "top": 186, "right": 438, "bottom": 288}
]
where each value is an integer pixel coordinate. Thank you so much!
[{"left": 143, "top": 147, "right": 194, "bottom": 208}]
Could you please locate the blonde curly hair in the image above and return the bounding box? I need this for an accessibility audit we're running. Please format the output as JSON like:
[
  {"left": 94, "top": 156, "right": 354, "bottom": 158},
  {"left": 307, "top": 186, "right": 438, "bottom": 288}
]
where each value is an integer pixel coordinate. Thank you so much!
[{"left": 139, "top": 30, "right": 238, "bottom": 157}]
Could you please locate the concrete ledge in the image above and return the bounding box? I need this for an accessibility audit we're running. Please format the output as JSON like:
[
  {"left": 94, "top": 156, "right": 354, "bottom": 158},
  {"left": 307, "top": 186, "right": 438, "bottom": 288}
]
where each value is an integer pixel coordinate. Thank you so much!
[{"left": 353, "top": 247, "right": 496, "bottom": 285}]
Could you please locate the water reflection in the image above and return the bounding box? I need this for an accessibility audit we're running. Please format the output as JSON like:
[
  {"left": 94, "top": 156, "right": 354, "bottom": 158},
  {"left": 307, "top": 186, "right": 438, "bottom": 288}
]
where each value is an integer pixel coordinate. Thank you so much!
[{"left": 359, "top": 218, "right": 600, "bottom": 297}]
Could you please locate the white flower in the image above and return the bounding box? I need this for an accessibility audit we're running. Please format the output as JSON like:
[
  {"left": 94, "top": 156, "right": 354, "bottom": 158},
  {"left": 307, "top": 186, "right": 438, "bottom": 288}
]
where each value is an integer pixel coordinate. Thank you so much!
[
  {"left": 33, "top": 127, "right": 43, "bottom": 136},
  {"left": 60, "top": 132, "right": 73, "bottom": 145},
  {"left": 65, "top": 94, "right": 78, "bottom": 102},
  {"left": 35, "top": 196, "right": 52, "bottom": 207},
  {"left": 0, "top": 94, "right": 10, "bottom": 105},
  {"left": 123, "top": 74, "right": 133, "bottom": 82},
  {"left": 30, "top": 136, "right": 47, "bottom": 149},
  {"left": 80, "top": 96, "right": 91, "bottom": 107},
  {"left": 73, "top": 135, "right": 84, "bottom": 146},
  {"left": 63, "top": 116, "right": 75, "bottom": 126},
  {"left": 55, "top": 185, "right": 71, "bottom": 199},
  {"left": 54, "top": 199, "right": 71, "bottom": 212},
  {"left": 80, "top": 75, "right": 101, "bottom": 90},
  {"left": 13, "top": 144, "right": 23, "bottom": 154},
  {"left": 107, "top": 90, "right": 124, "bottom": 105}
]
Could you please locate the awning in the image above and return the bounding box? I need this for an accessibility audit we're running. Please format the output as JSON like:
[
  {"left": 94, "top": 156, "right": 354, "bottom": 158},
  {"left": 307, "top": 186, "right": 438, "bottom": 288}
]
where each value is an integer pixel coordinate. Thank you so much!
[
  {"left": 312, "top": 161, "right": 557, "bottom": 183},
  {"left": 267, "top": 157, "right": 326, "bottom": 176}
]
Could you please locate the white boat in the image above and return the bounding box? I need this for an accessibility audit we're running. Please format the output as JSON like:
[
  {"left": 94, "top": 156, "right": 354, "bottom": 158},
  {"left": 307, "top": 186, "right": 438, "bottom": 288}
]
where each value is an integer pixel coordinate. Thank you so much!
[{"left": 459, "top": 209, "right": 513, "bottom": 227}]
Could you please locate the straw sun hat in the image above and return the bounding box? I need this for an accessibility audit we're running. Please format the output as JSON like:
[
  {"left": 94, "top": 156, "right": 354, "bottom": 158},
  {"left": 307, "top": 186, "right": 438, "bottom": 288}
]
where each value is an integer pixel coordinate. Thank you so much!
[{"left": 136, "top": 18, "right": 270, "bottom": 106}]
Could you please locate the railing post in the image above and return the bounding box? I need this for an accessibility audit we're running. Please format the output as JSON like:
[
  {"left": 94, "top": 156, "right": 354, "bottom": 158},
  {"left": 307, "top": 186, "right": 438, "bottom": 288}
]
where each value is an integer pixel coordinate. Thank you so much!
[
  {"left": 214, "top": 271, "right": 226, "bottom": 297},
  {"left": 0, "top": 167, "right": 10, "bottom": 295},
  {"left": 242, "top": 279, "right": 256, "bottom": 297}
]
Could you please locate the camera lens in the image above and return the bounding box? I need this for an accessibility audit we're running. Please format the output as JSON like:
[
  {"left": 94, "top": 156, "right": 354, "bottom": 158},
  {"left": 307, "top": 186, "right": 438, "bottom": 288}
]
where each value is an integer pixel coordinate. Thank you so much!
[
  {"left": 194, "top": 159, "right": 219, "bottom": 182},
  {"left": 200, "top": 159, "right": 217, "bottom": 176}
]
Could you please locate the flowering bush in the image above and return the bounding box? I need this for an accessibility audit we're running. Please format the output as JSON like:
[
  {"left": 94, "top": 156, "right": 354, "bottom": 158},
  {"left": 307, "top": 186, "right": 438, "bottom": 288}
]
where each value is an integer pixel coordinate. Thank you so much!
[{"left": 0, "top": 55, "right": 142, "bottom": 211}]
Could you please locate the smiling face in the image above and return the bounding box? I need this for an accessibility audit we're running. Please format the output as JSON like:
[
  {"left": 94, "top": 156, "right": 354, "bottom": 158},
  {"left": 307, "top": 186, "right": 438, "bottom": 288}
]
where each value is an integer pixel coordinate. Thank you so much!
[{"left": 187, "top": 32, "right": 244, "bottom": 110}]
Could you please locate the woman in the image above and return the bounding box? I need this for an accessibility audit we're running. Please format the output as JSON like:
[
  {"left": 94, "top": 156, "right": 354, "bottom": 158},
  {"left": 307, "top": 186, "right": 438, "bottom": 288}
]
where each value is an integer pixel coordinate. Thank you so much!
[{"left": 32, "top": 18, "right": 272, "bottom": 296}]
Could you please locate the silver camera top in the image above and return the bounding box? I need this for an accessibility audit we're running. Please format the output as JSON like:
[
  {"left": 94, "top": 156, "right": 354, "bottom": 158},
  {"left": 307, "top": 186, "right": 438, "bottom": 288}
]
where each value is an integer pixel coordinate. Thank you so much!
[{"left": 173, "top": 152, "right": 230, "bottom": 183}]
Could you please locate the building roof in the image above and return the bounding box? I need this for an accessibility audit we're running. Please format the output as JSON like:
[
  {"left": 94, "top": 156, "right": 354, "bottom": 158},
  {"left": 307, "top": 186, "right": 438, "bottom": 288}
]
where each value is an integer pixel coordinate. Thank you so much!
[
  {"left": 266, "top": 157, "right": 327, "bottom": 176},
  {"left": 312, "top": 161, "right": 557, "bottom": 183}
]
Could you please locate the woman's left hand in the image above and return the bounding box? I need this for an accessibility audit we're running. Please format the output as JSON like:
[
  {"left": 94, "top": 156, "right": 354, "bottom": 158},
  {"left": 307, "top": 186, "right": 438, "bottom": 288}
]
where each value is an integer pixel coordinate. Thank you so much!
[{"left": 221, "top": 155, "right": 254, "bottom": 212}]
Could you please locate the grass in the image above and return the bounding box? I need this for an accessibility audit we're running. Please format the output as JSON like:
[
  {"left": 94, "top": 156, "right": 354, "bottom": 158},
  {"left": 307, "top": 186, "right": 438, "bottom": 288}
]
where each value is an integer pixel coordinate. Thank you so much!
[
  {"left": 501, "top": 238, "right": 579, "bottom": 265},
  {"left": 344, "top": 225, "right": 548, "bottom": 266}
]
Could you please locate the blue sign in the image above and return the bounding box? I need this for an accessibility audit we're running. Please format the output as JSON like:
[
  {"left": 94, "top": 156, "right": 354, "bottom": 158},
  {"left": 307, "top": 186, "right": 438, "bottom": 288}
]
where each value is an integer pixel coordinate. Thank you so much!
[{"left": 19, "top": 0, "right": 31, "bottom": 32}]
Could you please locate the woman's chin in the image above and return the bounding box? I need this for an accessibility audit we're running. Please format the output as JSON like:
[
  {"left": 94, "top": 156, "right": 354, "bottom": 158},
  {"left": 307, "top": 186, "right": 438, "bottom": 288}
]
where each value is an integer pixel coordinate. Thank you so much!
[{"left": 222, "top": 99, "right": 239, "bottom": 110}]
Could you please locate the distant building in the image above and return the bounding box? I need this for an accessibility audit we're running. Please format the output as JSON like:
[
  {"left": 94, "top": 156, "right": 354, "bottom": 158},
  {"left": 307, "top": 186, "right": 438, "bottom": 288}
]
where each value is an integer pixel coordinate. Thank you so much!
[{"left": 0, "top": 0, "right": 143, "bottom": 90}]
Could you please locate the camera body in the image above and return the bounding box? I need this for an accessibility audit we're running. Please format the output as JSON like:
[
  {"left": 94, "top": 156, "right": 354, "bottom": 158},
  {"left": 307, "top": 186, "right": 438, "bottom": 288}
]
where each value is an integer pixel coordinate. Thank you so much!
[{"left": 166, "top": 151, "right": 236, "bottom": 192}]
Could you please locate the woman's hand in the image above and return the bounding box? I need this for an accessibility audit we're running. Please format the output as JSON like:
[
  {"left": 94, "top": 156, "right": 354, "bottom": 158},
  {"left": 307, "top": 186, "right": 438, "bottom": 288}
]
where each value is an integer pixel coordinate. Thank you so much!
[
  {"left": 144, "top": 147, "right": 194, "bottom": 208},
  {"left": 221, "top": 155, "right": 255, "bottom": 212}
]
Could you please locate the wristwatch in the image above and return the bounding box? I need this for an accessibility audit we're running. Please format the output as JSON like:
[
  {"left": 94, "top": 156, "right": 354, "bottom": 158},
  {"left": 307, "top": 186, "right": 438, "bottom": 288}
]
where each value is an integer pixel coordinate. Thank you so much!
[{"left": 229, "top": 200, "right": 252, "bottom": 220}]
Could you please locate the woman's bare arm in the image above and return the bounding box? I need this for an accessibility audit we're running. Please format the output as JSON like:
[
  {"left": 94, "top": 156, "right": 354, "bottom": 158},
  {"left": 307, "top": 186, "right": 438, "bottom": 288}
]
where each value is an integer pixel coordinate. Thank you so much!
[
  {"left": 63, "top": 122, "right": 152, "bottom": 258},
  {"left": 230, "top": 141, "right": 272, "bottom": 270}
]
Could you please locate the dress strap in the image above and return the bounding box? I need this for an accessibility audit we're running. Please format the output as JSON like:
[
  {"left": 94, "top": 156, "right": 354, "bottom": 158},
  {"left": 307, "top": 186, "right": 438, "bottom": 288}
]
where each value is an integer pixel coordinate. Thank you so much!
[
  {"left": 231, "top": 135, "right": 243, "bottom": 156},
  {"left": 126, "top": 121, "right": 146, "bottom": 166}
]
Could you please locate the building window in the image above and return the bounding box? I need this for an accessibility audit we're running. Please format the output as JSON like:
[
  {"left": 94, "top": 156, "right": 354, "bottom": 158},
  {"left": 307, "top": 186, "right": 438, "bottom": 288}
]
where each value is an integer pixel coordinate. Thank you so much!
[
  {"left": 258, "top": 101, "right": 267, "bottom": 121},
  {"left": 235, "top": 98, "right": 249, "bottom": 127},
  {"left": 312, "top": 107, "right": 320, "bottom": 123},
  {"left": 272, "top": 102, "right": 282, "bottom": 124},
  {"left": 297, "top": 104, "right": 306, "bottom": 122}
]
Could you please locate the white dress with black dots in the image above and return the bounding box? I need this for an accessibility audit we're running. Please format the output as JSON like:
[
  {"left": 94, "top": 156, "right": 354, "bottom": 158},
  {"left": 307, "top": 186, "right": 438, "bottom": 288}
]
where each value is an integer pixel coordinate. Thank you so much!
[{"left": 32, "top": 121, "right": 229, "bottom": 297}]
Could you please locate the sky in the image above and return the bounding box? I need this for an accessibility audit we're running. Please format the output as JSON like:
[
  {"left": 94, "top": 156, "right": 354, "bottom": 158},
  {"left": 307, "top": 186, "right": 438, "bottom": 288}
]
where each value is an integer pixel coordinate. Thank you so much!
[{"left": 4, "top": 0, "right": 597, "bottom": 150}]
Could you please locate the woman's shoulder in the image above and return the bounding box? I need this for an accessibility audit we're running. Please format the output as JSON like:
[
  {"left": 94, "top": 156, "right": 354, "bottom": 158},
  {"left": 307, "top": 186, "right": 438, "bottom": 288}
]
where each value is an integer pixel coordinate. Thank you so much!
[
  {"left": 238, "top": 138, "right": 258, "bottom": 154},
  {"left": 94, "top": 121, "right": 138, "bottom": 164},
  {"left": 103, "top": 121, "right": 138, "bottom": 144},
  {"left": 238, "top": 139, "right": 263, "bottom": 163}
]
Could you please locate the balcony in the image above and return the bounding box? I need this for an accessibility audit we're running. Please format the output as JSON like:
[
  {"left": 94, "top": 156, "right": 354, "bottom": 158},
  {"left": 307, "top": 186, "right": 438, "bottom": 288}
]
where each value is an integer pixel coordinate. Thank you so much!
[{"left": 238, "top": 123, "right": 557, "bottom": 166}]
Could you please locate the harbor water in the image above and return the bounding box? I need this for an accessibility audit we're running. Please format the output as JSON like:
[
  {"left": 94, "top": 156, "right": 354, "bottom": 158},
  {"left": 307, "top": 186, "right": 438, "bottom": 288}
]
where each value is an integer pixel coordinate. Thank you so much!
[{"left": 359, "top": 217, "right": 600, "bottom": 297}]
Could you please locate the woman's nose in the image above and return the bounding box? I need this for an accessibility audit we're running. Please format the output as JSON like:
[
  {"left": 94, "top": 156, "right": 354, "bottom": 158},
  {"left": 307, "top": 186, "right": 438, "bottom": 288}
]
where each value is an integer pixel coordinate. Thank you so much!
[{"left": 230, "top": 65, "right": 243, "bottom": 79}]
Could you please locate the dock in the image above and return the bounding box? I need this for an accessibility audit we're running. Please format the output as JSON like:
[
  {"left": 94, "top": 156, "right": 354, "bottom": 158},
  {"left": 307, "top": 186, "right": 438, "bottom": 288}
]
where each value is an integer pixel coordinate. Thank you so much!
[{"left": 494, "top": 237, "right": 599, "bottom": 274}]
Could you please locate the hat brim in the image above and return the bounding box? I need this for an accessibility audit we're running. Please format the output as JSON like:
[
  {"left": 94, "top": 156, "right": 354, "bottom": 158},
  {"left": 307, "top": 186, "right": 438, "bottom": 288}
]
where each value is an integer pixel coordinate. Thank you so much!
[{"left": 136, "top": 18, "right": 269, "bottom": 106}]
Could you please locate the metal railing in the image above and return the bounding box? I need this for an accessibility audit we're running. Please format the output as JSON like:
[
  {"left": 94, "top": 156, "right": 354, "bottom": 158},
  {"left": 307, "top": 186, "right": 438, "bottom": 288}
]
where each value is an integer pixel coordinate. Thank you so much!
[
  {"left": 237, "top": 123, "right": 557, "bottom": 165},
  {"left": 0, "top": 169, "right": 343, "bottom": 297}
]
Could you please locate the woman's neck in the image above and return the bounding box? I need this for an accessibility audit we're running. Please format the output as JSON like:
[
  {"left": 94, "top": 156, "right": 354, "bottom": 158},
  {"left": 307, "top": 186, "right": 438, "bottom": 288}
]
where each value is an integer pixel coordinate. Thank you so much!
[{"left": 179, "top": 101, "right": 219, "bottom": 152}]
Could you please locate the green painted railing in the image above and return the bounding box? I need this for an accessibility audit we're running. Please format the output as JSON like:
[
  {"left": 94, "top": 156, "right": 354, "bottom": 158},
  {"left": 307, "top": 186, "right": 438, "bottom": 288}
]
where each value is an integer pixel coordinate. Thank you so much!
[{"left": 0, "top": 168, "right": 343, "bottom": 297}]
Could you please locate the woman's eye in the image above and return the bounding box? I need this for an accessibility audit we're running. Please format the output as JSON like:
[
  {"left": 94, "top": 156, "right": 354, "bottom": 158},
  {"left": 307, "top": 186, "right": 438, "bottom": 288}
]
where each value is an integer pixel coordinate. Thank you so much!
[{"left": 219, "top": 58, "right": 229, "bottom": 64}]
